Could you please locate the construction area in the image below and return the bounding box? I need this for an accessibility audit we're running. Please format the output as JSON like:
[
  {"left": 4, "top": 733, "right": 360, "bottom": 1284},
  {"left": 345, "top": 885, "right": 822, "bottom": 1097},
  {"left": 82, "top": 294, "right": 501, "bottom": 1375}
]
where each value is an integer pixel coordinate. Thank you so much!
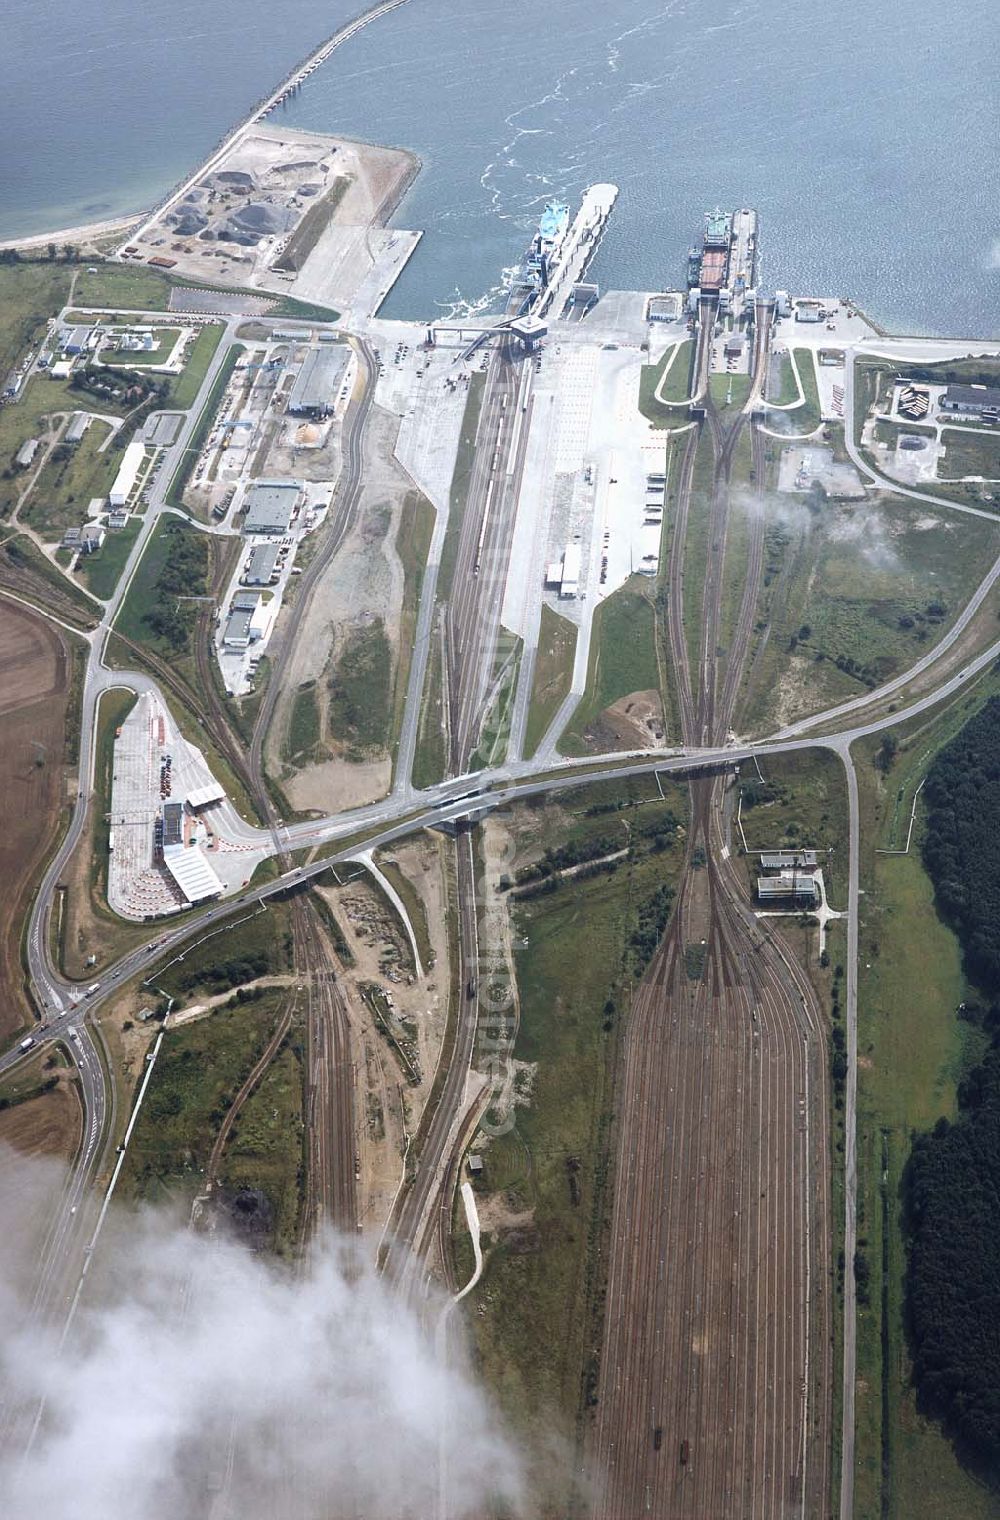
[
  {"left": 118, "top": 125, "right": 421, "bottom": 319},
  {"left": 107, "top": 693, "right": 269, "bottom": 919}
]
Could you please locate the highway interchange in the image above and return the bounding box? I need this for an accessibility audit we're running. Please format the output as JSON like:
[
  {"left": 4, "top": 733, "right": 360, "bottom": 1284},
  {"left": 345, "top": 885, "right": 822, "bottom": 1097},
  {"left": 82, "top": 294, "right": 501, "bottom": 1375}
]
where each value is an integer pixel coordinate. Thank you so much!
[{"left": 4, "top": 270, "right": 1000, "bottom": 1516}]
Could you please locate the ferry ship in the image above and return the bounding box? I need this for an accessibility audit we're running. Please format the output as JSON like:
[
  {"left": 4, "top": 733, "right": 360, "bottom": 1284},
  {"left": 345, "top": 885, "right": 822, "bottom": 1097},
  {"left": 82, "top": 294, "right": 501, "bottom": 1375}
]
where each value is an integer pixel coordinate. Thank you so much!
[{"left": 523, "top": 199, "right": 570, "bottom": 289}]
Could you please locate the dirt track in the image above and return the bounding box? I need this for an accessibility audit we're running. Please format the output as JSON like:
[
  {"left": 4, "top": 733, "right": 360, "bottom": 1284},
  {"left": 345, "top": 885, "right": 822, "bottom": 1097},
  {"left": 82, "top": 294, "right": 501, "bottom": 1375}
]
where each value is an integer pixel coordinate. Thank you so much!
[{"left": 0, "top": 599, "right": 72, "bottom": 1040}]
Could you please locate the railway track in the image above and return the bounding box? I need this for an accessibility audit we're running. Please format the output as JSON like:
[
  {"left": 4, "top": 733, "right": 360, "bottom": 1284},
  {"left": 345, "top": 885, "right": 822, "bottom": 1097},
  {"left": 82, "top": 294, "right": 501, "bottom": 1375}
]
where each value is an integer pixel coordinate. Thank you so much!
[
  {"left": 445, "top": 340, "right": 522, "bottom": 771},
  {"left": 296, "top": 898, "right": 358, "bottom": 1234},
  {"left": 590, "top": 296, "right": 831, "bottom": 1516}
]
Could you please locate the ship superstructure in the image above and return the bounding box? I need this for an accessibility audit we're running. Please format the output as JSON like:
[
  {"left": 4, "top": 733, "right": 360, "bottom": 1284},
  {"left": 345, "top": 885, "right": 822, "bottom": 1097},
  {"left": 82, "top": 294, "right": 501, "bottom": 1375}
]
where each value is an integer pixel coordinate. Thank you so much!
[
  {"left": 685, "top": 205, "right": 759, "bottom": 317},
  {"left": 523, "top": 199, "right": 570, "bottom": 289}
]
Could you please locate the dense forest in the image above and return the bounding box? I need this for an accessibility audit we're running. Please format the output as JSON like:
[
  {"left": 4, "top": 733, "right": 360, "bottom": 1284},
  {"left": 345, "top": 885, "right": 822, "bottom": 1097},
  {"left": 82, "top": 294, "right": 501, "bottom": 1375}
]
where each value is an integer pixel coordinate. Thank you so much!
[
  {"left": 922, "top": 696, "right": 1000, "bottom": 991},
  {"left": 906, "top": 695, "right": 1000, "bottom": 1482},
  {"left": 905, "top": 1039, "right": 1000, "bottom": 1480}
]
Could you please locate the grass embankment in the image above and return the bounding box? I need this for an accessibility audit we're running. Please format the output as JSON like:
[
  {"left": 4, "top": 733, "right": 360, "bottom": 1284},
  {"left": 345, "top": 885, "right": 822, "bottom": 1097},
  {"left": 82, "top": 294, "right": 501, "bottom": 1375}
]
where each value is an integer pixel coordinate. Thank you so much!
[
  {"left": 638, "top": 340, "right": 693, "bottom": 427},
  {"left": 120, "top": 987, "right": 305, "bottom": 1256},
  {"left": 559, "top": 580, "right": 660, "bottom": 755},
  {"left": 523, "top": 605, "right": 577, "bottom": 758},
  {"left": 164, "top": 341, "right": 242, "bottom": 508},
  {"left": 0, "top": 534, "right": 100, "bottom": 633},
  {"left": 391, "top": 490, "right": 436, "bottom": 761},
  {"left": 707, "top": 426, "right": 756, "bottom": 685},
  {"left": 154, "top": 900, "right": 293, "bottom": 1003},
  {"left": 272, "top": 177, "right": 352, "bottom": 274},
  {"left": 169, "top": 322, "right": 224, "bottom": 409},
  {"left": 412, "top": 618, "right": 446, "bottom": 790},
  {"left": 459, "top": 779, "right": 688, "bottom": 1513},
  {"left": 75, "top": 264, "right": 339, "bottom": 324},
  {"left": 436, "top": 373, "right": 485, "bottom": 604},
  {"left": 676, "top": 427, "right": 717, "bottom": 678}
]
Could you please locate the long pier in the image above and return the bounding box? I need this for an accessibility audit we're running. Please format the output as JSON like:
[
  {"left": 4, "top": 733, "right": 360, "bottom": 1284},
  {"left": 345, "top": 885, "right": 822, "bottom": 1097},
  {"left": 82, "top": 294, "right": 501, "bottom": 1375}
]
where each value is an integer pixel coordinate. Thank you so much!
[
  {"left": 535, "top": 183, "right": 619, "bottom": 321},
  {"left": 118, "top": 0, "right": 413, "bottom": 253}
]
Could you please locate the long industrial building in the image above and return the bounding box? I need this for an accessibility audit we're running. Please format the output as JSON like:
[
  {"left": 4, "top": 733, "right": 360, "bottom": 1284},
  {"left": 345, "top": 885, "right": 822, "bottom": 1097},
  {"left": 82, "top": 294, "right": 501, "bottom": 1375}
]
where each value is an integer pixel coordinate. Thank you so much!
[{"left": 287, "top": 345, "right": 351, "bottom": 418}]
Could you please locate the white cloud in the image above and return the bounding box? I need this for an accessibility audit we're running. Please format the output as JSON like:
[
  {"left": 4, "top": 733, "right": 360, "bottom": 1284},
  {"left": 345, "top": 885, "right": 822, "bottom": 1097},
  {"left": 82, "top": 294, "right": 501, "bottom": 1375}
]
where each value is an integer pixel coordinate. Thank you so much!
[{"left": 0, "top": 1150, "right": 522, "bottom": 1520}]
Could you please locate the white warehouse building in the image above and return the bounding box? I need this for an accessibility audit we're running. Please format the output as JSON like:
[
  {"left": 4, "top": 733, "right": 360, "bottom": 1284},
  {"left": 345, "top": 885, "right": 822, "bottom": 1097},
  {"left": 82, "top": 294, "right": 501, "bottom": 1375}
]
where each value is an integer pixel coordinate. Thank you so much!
[{"left": 109, "top": 438, "right": 146, "bottom": 507}]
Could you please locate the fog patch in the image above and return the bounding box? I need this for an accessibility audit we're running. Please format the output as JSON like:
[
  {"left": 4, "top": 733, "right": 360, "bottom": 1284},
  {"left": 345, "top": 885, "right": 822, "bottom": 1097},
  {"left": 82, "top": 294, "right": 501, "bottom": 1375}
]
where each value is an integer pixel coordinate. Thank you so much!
[{"left": 0, "top": 1149, "right": 522, "bottom": 1520}]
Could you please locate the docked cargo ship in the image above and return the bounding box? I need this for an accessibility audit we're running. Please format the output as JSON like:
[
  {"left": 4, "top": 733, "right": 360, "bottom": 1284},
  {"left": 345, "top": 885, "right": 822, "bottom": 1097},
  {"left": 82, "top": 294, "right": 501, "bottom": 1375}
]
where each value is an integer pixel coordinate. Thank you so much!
[
  {"left": 523, "top": 199, "right": 570, "bottom": 289},
  {"left": 684, "top": 206, "right": 759, "bottom": 301}
]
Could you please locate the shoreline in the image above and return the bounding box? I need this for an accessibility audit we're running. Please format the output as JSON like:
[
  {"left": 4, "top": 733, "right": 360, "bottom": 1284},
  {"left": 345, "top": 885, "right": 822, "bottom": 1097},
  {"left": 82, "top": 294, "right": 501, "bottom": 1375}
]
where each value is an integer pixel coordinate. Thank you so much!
[
  {"left": 0, "top": 0, "right": 415, "bottom": 256},
  {"left": 0, "top": 213, "right": 143, "bottom": 254}
]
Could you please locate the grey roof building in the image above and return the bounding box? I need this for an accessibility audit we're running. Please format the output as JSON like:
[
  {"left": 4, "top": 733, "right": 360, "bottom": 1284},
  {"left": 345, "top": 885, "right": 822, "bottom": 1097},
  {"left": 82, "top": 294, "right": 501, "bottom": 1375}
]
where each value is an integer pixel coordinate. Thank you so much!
[
  {"left": 287, "top": 345, "right": 350, "bottom": 418},
  {"left": 243, "top": 481, "right": 300, "bottom": 535},
  {"left": 65, "top": 412, "right": 91, "bottom": 444},
  {"left": 940, "top": 385, "right": 1000, "bottom": 416},
  {"left": 16, "top": 438, "right": 39, "bottom": 468},
  {"left": 242, "top": 543, "right": 280, "bottom": 585}
]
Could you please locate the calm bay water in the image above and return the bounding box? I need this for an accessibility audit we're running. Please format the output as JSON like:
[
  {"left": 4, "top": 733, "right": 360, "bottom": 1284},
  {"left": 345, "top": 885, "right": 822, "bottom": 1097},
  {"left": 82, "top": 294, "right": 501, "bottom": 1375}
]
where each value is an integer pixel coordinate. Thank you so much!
[{"left": 2, "top": 0, "right": 997, "bottom": 334}]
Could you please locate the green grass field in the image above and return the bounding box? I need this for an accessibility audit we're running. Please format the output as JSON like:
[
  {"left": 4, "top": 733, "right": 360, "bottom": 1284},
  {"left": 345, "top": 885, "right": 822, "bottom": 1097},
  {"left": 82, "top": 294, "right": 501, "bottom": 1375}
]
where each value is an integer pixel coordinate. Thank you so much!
[
  {"left": 559, "top": 580, "right": 660, "bottom": 754},
  {"left": 524, "top": 605, "right": 577, "bottom": 758},
  {"left": 459, "top": 782, "right": 688, "bottom": 1513},
  {"left": 74, "top": 265, "right": 173, "bottom": 311},
  {"left": 852, "top": 842, "right": 995, "bottom": 1520},
  {"left": 112, "top": 515, "right": 208, "bottom": 654},
  {"left": 740, "top": 493, "right": 1000, "bottom": 733},
  {"left": 788, "top": 349, "right": 822, "bottom": 433},
  {"left": 155, "top": 901, "right": 293, "bottom": 1002},
  {"left": 20, "top": 421, "right": 117, "bottom": 541},
  {"left": 168, "top": 322, "right": 223, "bottom": 409},
  {"left": 709, "top": 371, "right": 753, "bottom": 413},
  {"left": 391, "top": 491, "right": 436, "bottom": 758},
  {"left": 120, "top": 988, "right": 303, "bottom": 1250},
  {"left": 938, "top": 427, "right": 1000, "bottom": 481},
  {"left": 412, "top": 616, "right": 446, "bottom": 790},
  {"left": 0, "top": 262, "right": 73, "bottom": 374},
  {"left": 100, "top": 327, "right": 182, "bottom": 366},
  {"left": 165, "top": 341, "right": 242, "bottom": 507},
  {"left": 283, "top": 682, "right": 323, "bottom": 765},
  {"left": 73, "top": 518, "right": 141, "bottom": 599},
  {"left": 328, "top": 619, "right": 392, "bottom": 758},
  {"left": 217, "top": 1029, "right": 306, "bottom": 1258},
  {"left": 638, "top": 340, "right": 693, "bottom": 426}
]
